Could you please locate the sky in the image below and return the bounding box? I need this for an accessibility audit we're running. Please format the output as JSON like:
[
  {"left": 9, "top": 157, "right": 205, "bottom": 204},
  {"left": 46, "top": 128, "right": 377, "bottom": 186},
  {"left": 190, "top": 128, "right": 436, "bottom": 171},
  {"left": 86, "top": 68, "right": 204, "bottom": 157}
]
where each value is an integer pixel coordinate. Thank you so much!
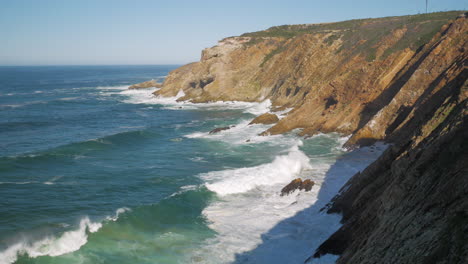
[{"left": 1, "top": 0, "right": 466, "bottom": 65}]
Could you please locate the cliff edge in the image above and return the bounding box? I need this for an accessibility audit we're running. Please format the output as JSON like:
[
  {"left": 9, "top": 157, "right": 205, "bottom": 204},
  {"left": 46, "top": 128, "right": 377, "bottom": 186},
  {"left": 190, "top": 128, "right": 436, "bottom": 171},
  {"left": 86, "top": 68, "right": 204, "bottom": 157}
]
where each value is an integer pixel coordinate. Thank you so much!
[{"left": 155, "top": 11, "right": 467, "bottom": 148}]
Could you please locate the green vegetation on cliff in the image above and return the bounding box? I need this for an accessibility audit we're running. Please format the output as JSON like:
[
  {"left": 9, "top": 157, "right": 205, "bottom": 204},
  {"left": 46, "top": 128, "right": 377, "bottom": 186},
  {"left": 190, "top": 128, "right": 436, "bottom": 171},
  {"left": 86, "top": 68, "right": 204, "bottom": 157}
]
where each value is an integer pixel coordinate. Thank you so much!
[{"left": 244, "top": 11, "right": 464, "bottom": 61}]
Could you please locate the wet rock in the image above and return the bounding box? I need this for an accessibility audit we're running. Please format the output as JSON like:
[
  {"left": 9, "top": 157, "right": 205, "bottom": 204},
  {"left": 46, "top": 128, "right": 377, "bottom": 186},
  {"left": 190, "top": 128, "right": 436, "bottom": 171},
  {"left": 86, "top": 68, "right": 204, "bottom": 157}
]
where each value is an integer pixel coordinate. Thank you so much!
[
  {"left": 301, "top": 179, "right": 315, "bottom": 192},
  {"left": 209, "top": 126, "right": 234, "bottom": 134},
  {"left": 249, "top": 113, "right": 279, "bottom": 125},
  {"left": 280, "top": 178, "right": 315, "bottom": 196}
]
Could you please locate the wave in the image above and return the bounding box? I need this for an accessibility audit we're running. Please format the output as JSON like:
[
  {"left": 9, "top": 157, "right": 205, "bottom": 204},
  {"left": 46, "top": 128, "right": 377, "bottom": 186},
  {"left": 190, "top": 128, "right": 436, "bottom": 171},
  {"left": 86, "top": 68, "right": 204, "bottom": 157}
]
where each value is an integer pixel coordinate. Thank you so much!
[
  {"left": 117, "top": 88, "right": 272, "bottom": 115},
  {"left": 196, "top": 141, "right": 388, "bottom": 264},
  {"left": 1, "top": 129, "right": 154, "bottom": 164},
  {"left": 0, "top": 207, "right": 131, "bottom": 264},
  {"left": 201, "top": 141, "right": 311, "bottom": 195},
  {"left": 185, "top": 119, "right": 295, "bottom": 146},
  {"left": 0, "top": 101, "right": 47, "bottom": 109}
]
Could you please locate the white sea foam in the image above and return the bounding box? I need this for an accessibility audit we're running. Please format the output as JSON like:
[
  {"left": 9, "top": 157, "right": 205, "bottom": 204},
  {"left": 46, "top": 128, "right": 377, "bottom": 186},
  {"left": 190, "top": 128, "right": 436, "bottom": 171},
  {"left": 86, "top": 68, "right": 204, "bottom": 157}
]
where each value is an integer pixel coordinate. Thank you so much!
[
  {"left": 116, "top": 87, "right": 273, "bottom": 115},
  {"left": 202, "top": 141, "right": 311, "bottom": 195},
  {"left": 0, "top": 207, "right": 130, "bottom": 264},
  {"left": 185, "top": 118, "right": 296, "bottom": 147},
  {"left": 193, "top": 139, "right": 388, "bottom": 264},
  {"left": 106, "top": 207, "right": 131, "bottom": 222}
]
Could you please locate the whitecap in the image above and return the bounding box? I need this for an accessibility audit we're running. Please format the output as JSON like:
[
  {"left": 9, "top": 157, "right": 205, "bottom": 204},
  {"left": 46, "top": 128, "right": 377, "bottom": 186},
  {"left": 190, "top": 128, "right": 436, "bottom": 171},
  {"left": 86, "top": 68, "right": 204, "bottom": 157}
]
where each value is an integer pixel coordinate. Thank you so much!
[
  {"left": 117, "top": 87, "right": 273, "bottom": 115},
  {"left": 0, "top": 207, "right": 131, "bottom": 264},
  {"left": 105, "top": 207, "right": 131, "bottom": 222},
  {"left": 201, "top": 141, "right": 311, "bottom": 195}
]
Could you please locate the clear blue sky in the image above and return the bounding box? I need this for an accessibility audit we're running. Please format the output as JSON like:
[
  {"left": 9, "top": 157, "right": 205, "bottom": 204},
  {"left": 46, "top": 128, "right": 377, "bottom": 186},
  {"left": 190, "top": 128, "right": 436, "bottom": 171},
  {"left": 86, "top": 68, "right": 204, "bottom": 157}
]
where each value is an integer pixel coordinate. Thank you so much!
[{"left": 1, "top": 0, "right": 466, "bottom": 65}]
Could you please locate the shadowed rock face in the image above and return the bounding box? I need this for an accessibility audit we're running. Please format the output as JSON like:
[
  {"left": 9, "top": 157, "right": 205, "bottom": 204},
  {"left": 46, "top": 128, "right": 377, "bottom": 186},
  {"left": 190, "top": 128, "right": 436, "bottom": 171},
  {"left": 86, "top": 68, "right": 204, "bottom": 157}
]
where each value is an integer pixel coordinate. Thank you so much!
[{"left": 312, "top": 76, "right": 467, "bottom": 263}]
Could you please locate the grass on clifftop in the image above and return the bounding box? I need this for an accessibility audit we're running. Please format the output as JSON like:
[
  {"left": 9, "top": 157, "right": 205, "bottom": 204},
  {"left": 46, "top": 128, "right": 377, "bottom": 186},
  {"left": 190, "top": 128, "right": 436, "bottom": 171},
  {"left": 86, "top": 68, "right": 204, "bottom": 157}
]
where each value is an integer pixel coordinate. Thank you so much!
[{"left": 243, "top": 11, "right": 465, "bottom": 62}]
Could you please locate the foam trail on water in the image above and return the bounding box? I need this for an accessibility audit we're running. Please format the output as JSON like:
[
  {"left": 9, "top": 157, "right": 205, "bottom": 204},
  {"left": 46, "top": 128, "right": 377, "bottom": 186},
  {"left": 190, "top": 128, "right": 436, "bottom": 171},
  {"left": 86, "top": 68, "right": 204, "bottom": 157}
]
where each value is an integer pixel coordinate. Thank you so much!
[
  {"left": 202, "top": 141, "right": 311, "bottom": 195},
  {"left": 0, "top": 207, "right": 130, "bottom": 264},
  {"left": 185, "top": 119, "right": 292, "bottom": 146},
  {"left": 117, "top": 87, "right": 272, "bottom": 115}
]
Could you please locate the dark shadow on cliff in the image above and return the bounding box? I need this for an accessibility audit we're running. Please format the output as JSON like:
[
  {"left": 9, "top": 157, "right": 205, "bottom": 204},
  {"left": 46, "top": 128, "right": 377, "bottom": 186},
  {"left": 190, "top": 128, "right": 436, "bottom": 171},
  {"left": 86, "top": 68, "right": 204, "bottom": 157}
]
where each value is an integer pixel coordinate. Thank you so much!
[
  {"left": 311, "top": 67, "right": 467, "bottom": 263},
  {"left": 353, "top": 26, "right": 453, "bottom": 136}
]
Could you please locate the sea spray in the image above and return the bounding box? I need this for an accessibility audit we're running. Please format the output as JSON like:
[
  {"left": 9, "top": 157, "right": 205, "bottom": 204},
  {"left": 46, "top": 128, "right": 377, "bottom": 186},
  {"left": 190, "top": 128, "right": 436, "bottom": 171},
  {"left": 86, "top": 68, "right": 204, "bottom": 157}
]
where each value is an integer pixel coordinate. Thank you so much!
[
  {"left": 202, "top": 141, "right": 311, "bottom": 195},
  {"left": 0, "top": 208, "right": 130, "bottom": 264},
  {"left": 195, "top": 141, "right": 387, "bottom": 264},
  {"left": 117, "top": 86, "right": 272, "bottom": 115}
]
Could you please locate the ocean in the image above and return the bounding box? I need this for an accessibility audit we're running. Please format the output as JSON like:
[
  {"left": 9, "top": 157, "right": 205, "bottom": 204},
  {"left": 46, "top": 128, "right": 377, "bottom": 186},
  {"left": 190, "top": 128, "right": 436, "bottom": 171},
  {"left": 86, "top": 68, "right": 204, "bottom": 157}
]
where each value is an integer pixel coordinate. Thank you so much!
[{"left": 0, "top": 65, "right": 386, "bottom": 264}]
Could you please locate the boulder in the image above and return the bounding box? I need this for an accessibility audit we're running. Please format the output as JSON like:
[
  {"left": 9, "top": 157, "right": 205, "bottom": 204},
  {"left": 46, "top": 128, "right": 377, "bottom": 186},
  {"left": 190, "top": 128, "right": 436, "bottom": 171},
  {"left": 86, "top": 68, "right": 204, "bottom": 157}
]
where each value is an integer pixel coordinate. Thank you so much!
[
  {"left": 280, "top": 178, "right": 315, "bottom": 196},
  {"left": 301, "top": 179, "right": 315, "bottom": 192},
  {"left": 249, "top": 113, "right": 279, "bottom": 125},
  {"left": 129, "top": 80, "right": 162, "bottom": 89}
]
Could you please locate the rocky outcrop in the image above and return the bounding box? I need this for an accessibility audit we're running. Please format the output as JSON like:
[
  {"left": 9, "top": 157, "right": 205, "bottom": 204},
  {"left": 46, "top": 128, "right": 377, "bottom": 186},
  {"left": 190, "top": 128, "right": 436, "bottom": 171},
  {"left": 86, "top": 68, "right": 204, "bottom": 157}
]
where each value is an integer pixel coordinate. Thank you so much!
[
  {"left": 155, "top": 12, "right": 466, "bottom": 148},
  {"left": 249, "top": 113, "right": 279, "bottom": 125},
  {"left": 311, "top": 73, "right": 467, "bottom": 263},
  {"left": 280, "top": 178, "right": 315, "bottom": 196},
  {"left": 129, "top": 80, "right": 162, "bottom": 89},
  {"left": 209, "top": 126, "right": 234, "bottom": 134}
]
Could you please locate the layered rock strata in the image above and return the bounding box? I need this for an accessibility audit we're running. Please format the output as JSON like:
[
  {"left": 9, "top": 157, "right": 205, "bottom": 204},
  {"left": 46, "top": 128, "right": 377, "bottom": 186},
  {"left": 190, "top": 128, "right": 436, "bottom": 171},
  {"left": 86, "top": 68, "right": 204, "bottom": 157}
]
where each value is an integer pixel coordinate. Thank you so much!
[{"left": 154, "top": 11, "right": 467, "bottom": 148}]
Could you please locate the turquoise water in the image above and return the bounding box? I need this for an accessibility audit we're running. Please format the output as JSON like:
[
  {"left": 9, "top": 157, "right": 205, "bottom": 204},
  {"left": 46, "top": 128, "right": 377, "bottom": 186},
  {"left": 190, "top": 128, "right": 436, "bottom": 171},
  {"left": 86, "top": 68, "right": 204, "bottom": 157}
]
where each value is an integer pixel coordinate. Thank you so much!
[{"left": 0, "top": 66, "right": 385, "bottom": 264}]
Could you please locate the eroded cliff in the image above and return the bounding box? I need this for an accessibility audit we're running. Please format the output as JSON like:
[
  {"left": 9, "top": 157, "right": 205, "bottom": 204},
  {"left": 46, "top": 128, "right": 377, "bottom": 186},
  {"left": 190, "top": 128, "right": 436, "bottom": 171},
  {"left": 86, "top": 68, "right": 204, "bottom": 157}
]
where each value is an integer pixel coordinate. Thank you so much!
[
  {"left": 155, "top": 11, "right": 467, "bottom": 148},
  {"left": 312, "top": 76, "right": 467, "bottom": 263}
]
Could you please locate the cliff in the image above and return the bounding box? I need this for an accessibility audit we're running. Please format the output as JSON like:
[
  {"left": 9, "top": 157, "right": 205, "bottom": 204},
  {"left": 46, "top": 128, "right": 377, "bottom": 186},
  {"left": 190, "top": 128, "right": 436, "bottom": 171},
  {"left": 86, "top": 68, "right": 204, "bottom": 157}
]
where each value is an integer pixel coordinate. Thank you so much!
[
  {"left": 151, "top": 11, "right": 467, "bottom": 263},
  {"left": 312, "top": 76, "right": 467, "bottom": 263},
  {"left": 155, "top": 11, "right": 467, "bottom": 148}
]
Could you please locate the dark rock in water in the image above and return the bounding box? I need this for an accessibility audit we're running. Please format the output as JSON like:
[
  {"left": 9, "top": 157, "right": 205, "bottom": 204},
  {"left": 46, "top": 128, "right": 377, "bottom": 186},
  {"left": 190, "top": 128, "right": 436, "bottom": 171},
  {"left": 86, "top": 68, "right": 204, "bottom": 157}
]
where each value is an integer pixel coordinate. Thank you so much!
[
  {"left": 249, "top": 113, "right": 280, "bottom": 125},
  {"left": 280, "top": 178, "right": 315, "bottom": 196},
  {"left": 209, "top": 126, "right": 231, "bottom": 134},
  {"left": 301, "top": 179, "right": 314, "bottom": 192}
]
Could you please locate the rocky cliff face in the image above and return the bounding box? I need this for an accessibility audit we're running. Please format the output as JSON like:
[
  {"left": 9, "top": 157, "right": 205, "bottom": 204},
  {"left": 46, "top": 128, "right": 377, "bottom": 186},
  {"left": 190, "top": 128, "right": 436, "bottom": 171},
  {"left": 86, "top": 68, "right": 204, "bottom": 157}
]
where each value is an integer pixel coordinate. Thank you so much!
[
  {"left": 156, "top": 11, "right": 466, "bottom": 147},
  {"left": 312, "top": 77, "right": 467, "bottom": 263},
  {"left": 152, "top": 11, "right": 467, "bottom": 263}
]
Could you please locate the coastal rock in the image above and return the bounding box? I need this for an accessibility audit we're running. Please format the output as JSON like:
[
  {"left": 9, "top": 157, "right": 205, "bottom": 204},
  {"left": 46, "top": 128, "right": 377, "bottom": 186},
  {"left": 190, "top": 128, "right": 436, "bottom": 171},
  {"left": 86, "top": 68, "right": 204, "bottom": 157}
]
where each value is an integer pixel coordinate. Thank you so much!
[
  {"left": 209, "top": 126, "right": 234, "bottom": 134},
  {"left": 249, "top": 113, "right": 279, "bottom": 125},
  {"left": 301, "top": 179, "right": 314, "bottom": 192},
  {"left": 129, "top": 80, "right": 162, "bottom": 89},
  {"left": 311, "top": 68, "right": 467, "bottom": 263},
  {"left": 155, "top": 12, "right": 466, "bottom": 147},
  {"left": 280, "top": 178, "right": 315, "bottom": 196}
]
